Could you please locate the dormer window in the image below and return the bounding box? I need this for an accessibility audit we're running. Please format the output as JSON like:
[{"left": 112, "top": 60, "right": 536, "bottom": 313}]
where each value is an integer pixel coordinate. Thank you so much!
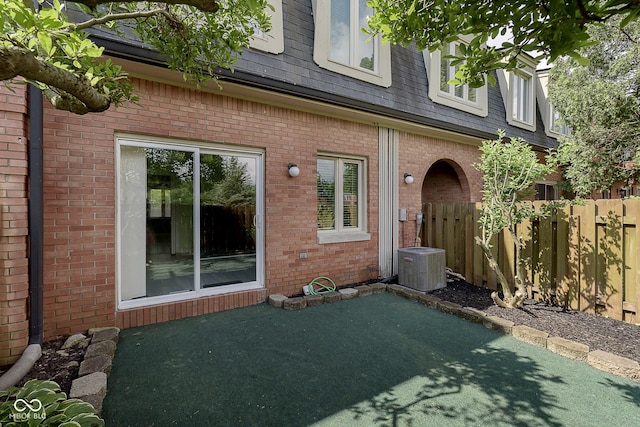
[
  {"left": 329, "top": 0, "right": 376, "bottom": 71},
  {"left": 512, "top": 71, "right": 533, "bottom": 124},
  {"left": 497, "top": 56, "right": 537, "bottom": 131},
  {"left": 249, "top": 0, "right": 284, "bottom": 54},
  {"left": 439, "top": 41, "right": 477, "bottom": 103},
  {"left": 312, "top": 0, "right": 391, "bottom": 87},
  {"left": 423, "top": 37, "right": 488, "bottom": 117}
]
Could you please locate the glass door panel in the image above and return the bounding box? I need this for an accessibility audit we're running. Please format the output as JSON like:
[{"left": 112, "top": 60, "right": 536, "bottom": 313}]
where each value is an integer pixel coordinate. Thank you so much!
[
  {"left": 199, "top": 153, "right": 257, "bottom": 288},
  {"left": 120, "top": 146, "right": 195, "bottom": 301}
]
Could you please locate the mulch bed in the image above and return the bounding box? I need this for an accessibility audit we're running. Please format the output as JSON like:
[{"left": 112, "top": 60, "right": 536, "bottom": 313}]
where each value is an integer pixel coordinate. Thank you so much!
[
  {"left": 430, "top": 279, "right": 640, "bottom": 364},
  {"left": 0, "top": 337, "right": 86, "bottom": 396}
]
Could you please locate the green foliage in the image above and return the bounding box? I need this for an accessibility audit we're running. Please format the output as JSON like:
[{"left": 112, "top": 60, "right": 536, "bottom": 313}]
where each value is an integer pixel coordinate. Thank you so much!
[
  {"left": 365, "top": 0, "right": 640, "bottom": 87},
  {"left": 548, "top": 17, "right": 640, "bottom": 196},
  {"left": 474, "top": 131, "right": 556, "bottom": 306},
  {"left": 1, "top": 0, "right": 271, "bottom": 112},
  {"left": 475, "top": 131, "right": 554, "bottom": 240},
  {"left": 201, "top": 156, "right": 256, "bottom": 207},
  {"left": 0, "top": 379, "right": 104, "bottom": 426}
]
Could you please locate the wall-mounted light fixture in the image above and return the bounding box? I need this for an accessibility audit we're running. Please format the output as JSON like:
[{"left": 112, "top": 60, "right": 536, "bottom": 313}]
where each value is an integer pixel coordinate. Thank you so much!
[
  {"left": 288, "top": 163, "right": 300, "bottom": 177},
  {"left": 404, "top": 173, "right": 414, "bottom": 185}
]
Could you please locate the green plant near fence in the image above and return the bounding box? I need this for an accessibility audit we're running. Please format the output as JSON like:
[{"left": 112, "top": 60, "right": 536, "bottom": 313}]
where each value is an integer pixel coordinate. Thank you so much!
[{"left": 422, "top": 199, "right": 640, "bottom": 323}]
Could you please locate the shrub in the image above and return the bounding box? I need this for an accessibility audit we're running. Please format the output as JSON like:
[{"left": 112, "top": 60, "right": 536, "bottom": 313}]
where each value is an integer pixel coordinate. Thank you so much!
[{"left": 0, "top": 379, "right": 104, "bottom": 426}]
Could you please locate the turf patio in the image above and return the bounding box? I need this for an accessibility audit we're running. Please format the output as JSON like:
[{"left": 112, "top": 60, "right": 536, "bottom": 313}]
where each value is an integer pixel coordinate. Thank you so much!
[{"left": 102, "top": 293, "right": 640, "bottom": 426}]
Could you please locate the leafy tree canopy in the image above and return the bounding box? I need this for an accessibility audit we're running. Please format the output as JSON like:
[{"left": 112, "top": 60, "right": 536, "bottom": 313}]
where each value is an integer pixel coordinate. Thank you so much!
[
  {"left": 1, "top": 0, "right": 270, "bottom": 114},
  {"left": 548, "top": 17, "right": 640, "bottom": 196},
  {"left": 365, "top": 0, "right": 640, "bottom": 87}
]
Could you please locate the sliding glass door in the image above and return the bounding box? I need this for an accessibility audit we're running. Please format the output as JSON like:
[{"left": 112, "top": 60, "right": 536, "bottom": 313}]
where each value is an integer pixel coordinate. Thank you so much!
[
  {"left": 199, "top": 153, "right": 257, "bottom": 288},
  {"left": 118, "top": 139, "right": 262, "bottom": 308}
]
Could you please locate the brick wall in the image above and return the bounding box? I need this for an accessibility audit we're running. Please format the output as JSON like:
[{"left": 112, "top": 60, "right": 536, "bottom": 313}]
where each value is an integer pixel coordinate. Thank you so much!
[
  {"left": 398, "top": 132, "right": 484, "bottom": 249},
  {"left": 41, "top": 78, "right": 380, "bottom": 334},
  {"left": 0, "top": 85, "right": 29, "bottom": 365}
]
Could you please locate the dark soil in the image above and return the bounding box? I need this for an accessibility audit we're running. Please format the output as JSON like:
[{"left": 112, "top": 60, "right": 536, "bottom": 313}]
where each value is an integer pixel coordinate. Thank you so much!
[
  {"left": 0, "top": 336, "right": 86, "bottom": 396},
  {"left": 429, "top": 280, "right": 640, "bottom": 364}
]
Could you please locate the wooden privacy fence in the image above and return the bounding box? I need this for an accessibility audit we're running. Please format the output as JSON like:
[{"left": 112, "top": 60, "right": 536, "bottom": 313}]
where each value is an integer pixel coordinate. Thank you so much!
[{"left": 422, "top": 200, "right": 640, "bottom": 323}]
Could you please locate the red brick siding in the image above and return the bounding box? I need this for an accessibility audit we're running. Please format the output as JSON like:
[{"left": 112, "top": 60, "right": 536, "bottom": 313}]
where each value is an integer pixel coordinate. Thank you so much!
[
  {"left": 0, "top": 85, "right": 29, "bottom": 364},
  {"left": 398, "top": 132, "right": 484, "bottom": 248},
  {"left": 41, "top": 78, "right": 380, "bottom": 336}
]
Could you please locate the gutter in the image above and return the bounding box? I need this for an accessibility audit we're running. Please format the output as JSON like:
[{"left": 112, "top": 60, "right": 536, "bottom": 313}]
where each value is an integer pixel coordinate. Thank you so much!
[{"left": 0, "top": 85, "right": 44, "bottom": 390}]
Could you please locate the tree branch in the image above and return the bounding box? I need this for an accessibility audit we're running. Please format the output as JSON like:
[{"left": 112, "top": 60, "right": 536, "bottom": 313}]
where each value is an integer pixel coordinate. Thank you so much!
[
  {"left": 75, "top": 8, "right": 169, "bottom": 30},
  {"left": 69, "top": 0, "right": 220, "bottom": 13},
  {"left": 1, "top": 45, "right": 110, "bottom": 113}
]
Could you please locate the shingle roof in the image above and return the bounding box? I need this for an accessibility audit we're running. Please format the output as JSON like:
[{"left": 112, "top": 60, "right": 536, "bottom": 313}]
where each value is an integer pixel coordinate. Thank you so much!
[{"left": 91, "top": 0, "right": 556, "bottom": 149}]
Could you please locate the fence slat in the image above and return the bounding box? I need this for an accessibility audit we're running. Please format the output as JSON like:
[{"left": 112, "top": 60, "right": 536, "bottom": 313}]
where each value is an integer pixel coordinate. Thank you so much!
[
  {"left": 556, "top": 204, "right": 578, "bottom": 309},
  {"left": 472, "top": 203, "right": 484, "bottom": 286},
  {"left": 597, "top": 200, "right": 624, "bottom": 320},
  {"left": 624, "top": 200, "right": 640, "bottom": 323}
]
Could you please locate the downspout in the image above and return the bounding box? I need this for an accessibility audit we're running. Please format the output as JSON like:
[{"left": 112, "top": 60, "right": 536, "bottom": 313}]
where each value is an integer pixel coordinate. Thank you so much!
[
  {"left": 0, "top": 85, "right": 44, "bottom": 390},
  {"left": 28, "top": 83, "right": 44, "bottom": 348}
]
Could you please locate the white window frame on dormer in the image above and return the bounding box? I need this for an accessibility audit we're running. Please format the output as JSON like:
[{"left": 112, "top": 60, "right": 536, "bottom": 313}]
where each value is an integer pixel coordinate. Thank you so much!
[
  {"left": 511, "top": 70, "right": 534, "bottom": 126},
  {"left": 250, "top": 0, "right": 284, "bottom": 54},
  {"left": 423, "top": 37, "right": 488, "bottom": 117},
  {"left": 498, "top": 56, "right": 537, "bottom": 131},
  {"left": 312, "top": 0, "right": 391, "bottom": 87}
]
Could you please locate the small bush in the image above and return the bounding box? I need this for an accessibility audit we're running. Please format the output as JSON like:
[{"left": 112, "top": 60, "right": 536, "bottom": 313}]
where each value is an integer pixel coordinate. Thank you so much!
[{"left": 0, "top": 379, "right": 104, "bottom": 426}]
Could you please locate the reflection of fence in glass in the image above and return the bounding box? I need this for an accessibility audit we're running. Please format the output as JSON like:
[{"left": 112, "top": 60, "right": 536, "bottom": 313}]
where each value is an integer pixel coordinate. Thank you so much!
[{"left": 422, "top": 200, "right": 640, "bottom": 324}]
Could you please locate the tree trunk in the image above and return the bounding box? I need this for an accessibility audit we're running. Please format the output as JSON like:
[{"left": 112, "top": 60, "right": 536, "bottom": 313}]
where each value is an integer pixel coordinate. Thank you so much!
[{"left": 474, "top": 236, "right": 526, "bottom": 308}]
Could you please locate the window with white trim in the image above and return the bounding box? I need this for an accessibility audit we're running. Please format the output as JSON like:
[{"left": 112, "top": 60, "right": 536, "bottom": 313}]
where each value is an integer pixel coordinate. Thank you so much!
[
  {"left": 424, "top": 38, "right": 488, "bottom": 116},
  {"left": 497, "top": 57, "right": 537, "bottom": 131},
  {"left": 535, "top": 182, "right": 557, "bottom": 201},
  {"left": 250, "top": 0, "right": 284, "bottom": 54},
  {"left": 512, "top": 71, "right": 533, "bottom": 124},
  {"left": 317, "top": 155, "right": 370, "bottom": 243},
  {"left": 312, "top": 0, "right": 391, "bottom": 87}
]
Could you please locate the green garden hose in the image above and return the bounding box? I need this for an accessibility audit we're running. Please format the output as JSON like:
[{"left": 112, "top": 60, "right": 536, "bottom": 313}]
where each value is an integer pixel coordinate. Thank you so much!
[{"left": 305, "top": 276, "right": 336, "bottom": 295}]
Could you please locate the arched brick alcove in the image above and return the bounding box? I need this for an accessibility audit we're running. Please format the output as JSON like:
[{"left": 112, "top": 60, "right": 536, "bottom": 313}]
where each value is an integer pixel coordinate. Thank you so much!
[{"left": 422, "top": 159, "right": 470, "bottom": 203}]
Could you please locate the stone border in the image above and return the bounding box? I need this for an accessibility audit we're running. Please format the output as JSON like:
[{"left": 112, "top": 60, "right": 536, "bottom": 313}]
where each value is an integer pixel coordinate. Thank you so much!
[
  {"left": 69, "top": 327, "right": 120, "bottom": 415},
  {"left": 268, "top": 283, "right": 640, "bottom": 383}
]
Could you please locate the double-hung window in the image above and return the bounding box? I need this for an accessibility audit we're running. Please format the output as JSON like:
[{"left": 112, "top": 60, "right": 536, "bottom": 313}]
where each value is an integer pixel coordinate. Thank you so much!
[
  {"left": 439, "top": 42, "right": 477, "bottom": 103},
  {"left": 312, "top": 0, "right": 391, "bottom": 87},
  {"left": 497, "top": 55, "right": 537, "bottom": 131},
  {"left": 317, "top": 155, "right": 370, "bottom": 243},
  {"left": 424, "top": 37, "right": 488, "bottom": 116},
  {"left": 512, "top": 71, "right": 533, "bottom": 124},
  {"left": 329, "top": 0, "right": 375, "bottom": 71}
]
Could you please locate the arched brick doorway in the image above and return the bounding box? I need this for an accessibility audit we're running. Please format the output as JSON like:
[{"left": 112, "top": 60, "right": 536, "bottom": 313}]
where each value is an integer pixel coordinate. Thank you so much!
[{"left": 422, "top": 159, "right": 470, "bottom": 203}]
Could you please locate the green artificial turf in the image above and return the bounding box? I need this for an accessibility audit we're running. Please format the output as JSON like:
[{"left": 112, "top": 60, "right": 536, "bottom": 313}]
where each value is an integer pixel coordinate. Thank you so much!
[{"left": 102, "top": 293, "right": 640, "bottom": 426}]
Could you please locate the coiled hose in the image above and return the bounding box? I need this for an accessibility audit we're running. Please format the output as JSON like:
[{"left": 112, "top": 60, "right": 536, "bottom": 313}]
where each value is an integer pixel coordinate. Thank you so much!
[{"left": 305, "top": 276, "right": 336, "bottom": 295}]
